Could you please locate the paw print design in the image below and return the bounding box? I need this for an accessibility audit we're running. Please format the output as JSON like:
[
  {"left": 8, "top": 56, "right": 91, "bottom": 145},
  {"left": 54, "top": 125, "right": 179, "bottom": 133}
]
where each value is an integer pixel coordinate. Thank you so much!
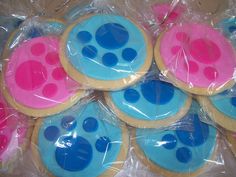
[
  {"left": 35, "top": 102, "right": 128, "bottom": 177},
  {"left": 0, "top": 92, "right": 29, "bottom": 167},
  {"left": 156, "top": 23, "right": 236, "bottom": 95},
  {"left": 134, "top": 102, "right": 217, "bottom": 175},
  {"left": 218, "top": 18, "right": 236, "bottom": 48},
  {"left": 106, "top": 79, "right": 191, "bottom": 128},
  {"left": 152, "top": 2, "right": 185, "bottom": 28},
  {"left": 3, "top": 36, "right": 85, "bottom": 117},
  {"left": 198, "top": 85, "right": 236, "bottom": 131},
  {"left": 62, "top": 14, "right": 152, "bottom": 90}
]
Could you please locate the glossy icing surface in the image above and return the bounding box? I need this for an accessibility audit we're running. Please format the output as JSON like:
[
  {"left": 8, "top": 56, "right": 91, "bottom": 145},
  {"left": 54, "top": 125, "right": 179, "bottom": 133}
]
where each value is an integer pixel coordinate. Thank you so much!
[
  {"left": 66, "top": 14, "right": 148, "bottom": 80},
  {"left": 5, "top": 36, "right": 79, "bottom": 109},
  {"left": 136, "top": 102, "right": 217, "bottom": 173},
  {"left": 38, "top": 102, "right": 123, "bottom": 177},
  {"left": 109, "top": 79, "right": 188, "bottom": 120},
  {"left": 159, "top": 23, "right": 236, "bottom": 88}
]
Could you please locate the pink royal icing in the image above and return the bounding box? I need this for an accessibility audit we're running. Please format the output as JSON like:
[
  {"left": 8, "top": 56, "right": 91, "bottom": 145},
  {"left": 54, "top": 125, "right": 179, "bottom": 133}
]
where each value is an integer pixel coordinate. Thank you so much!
[
  {"left": 0, "top": 92, "right": 28, "bottom": 163},
  {"left": 159, "top": 23, "right": 236, "bottom": 88},
  {"left": 5, "top": 36, "right": 78, "bottom": 109}
]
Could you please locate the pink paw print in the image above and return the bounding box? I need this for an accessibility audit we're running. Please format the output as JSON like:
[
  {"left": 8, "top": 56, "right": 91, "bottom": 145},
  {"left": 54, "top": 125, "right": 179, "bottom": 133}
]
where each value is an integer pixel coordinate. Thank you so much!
[
  {"left": 4, "top": 36, "right": 84, "bottom": 116},
  {"left": 172, "top": 32, "right": 220, "bottom": 80},
  {"left": 158, "top": 23, "right": 236, "bottom": 94}
]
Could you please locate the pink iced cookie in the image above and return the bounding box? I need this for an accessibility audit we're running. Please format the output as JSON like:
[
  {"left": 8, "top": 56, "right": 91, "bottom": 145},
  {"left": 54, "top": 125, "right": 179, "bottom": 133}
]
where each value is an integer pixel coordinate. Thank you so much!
[
  {"left": 3, "top": 36, "right": 86, "bottom": 117},
  {"left": 152, "top": 3, "right": 185, "bottom": 27},
  {"left": 155, "top": 23, "right": 236, "bottom": 95},
  {"left": 0, "top": 92, "right": 30, "bottom": 169}
]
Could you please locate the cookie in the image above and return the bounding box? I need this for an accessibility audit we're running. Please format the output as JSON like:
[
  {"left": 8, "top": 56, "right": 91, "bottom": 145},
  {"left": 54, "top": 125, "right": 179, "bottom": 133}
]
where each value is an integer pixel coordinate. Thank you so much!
[
  {"left": 225, "top": 130, "right": 236, "bottom": 156},
  {"left": 1, "top": 34, "right": 86, "bottom": 117},
  {"left": 155, "top": 23, "right": 236, "bottom": 95},
  {"left": 31, "top": 101, "right": 129, "bottom": 177},
  {"left": 152, "top": 2, "right": 185, "bottom": 28},
  {"left": 197, "top": 86, "right": 236, "bottom": 132},
  {"left": 217, "top": 17, "right": 236, "bottom": 48},
  {"left": 0, "top": 16, "right": 22, "bottom": 55},
  {"left": 132, "top": 101, "right": 218, "bottom": 177},
  {"left": 0, "top": 91, "right": 32, "bottom": 172},
  {"left": 104, "top": 78, "right": 192, "bottom": 128},
  {"left": 60, "top": 14, "right": 153, "bottom": 90}
]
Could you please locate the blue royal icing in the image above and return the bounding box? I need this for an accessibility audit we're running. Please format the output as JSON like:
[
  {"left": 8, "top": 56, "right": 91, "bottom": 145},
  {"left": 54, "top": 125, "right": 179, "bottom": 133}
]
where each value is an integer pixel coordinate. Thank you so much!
[
  {"left": 209, "top": 86, "right": 236, "bottom": 120},
  {"left": 218, "top": 18, "right": 236, "bottom": 47},
  {"left": 109, "top": 79, "right": 188, "bottom": 120},
  {"left": 38, "top": 102, "right": 123, "bottom": 177},
  {"left": 136, "top": 101, "right": 217, "bottom": 173},
  {"left": 66, "top": 14, "right": 147, "bottom": 80}
]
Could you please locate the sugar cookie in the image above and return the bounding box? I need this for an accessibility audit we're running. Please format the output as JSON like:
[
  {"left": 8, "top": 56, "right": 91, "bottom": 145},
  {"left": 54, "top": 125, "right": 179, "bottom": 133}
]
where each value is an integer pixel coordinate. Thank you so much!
[
  {"left": 105, "top": 79, "right": 192, "bottom": 128},
  {"left": 60, "top": 14, "right": 153, "bottom": 90},
  {"left": 1, "top": 35, "right": 86, "bottom": 117},
  {"left": 32, "top": 101, "right": 128, "bottom": 177},
  {"left": 132, "top": 101, "right": 218, "bottom": 177},
  {"left": 197, "top": 86, "right": 236, "bottom": 131},
  {"left": 155, "top": 23, "right": 236, "bottom": 95}
]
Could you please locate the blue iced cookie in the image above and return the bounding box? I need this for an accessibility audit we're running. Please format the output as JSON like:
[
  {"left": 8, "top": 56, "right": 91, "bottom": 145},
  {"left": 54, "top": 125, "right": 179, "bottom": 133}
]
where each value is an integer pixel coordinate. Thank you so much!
[
  {"left": 60, "top": 14, "right": 153, "bottom": 90},
  {"left": 0, "top": 16, "right": 23, "bottom": 54},
  {"left": 3, "top": 18, "right": 65, "bottom": 57},
  {"left": 132, "top": 101, "right": 217, "bottom": 177},
  {"left": 32, "top": 101, "right": 128, "bottom": 177},
  {"left": 218, "top": 18, "right": 236, "bottom": 47},
  {"left": 198, "top": 85, "right": 236, "bottom": 131},
  {"left": 105, "top": 79, "right": 192, "bottom": 128}
]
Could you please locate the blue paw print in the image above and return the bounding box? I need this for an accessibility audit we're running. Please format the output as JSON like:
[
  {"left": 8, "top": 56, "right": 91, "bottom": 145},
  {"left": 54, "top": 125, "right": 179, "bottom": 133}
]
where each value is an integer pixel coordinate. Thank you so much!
[
  {"left": 161, "top": 114, "right": 209, "bottom": 163},
  {"left": 109, "top": 79, "right": 189, "bottom": 122},
  {"left": 123, "top": 80, "right": 174, "bottom": 105},
  {"left": 43, "top": 116, "right": 112, "bottom": 172},
  {"left": 77, "top": 23, "right": 138, "bottom": 67}
]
